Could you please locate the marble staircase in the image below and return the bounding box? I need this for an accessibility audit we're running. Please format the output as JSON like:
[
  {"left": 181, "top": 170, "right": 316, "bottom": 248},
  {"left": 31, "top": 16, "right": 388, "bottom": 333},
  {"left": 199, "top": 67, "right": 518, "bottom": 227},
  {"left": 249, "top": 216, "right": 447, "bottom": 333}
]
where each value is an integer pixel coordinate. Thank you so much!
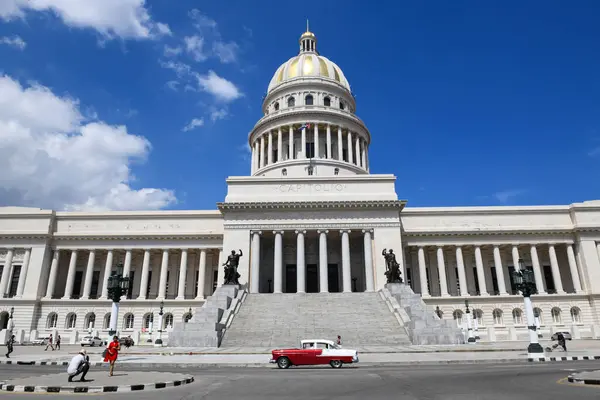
[{"left": 220, "top": 292, "right": 412, "bottom": 348}]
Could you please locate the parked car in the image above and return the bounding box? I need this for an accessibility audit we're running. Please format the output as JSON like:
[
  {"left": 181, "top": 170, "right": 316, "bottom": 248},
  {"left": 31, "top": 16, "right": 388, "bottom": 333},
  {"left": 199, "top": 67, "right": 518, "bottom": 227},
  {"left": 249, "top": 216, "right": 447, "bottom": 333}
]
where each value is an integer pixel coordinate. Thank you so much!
[
  {"left": 551, "top": 332, "right": 572, "bottom": 341},
  {"left": 80, "top": 336, "right": 103, "bottom": 346},
  {"left": 31, "top": 337, "right": 49, "bottom": 345},
  {"left": 270, "top": 339, "right": 359, "bottom": 369}
]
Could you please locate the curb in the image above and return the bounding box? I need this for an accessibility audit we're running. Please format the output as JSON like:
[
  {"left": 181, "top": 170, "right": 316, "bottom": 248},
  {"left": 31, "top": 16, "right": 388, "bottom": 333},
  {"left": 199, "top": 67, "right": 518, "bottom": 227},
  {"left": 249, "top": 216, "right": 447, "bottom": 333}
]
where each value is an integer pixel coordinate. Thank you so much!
[
  {"left": 568, "top": 372, "right": 600, "bottom": 385},
  {"left": 0, "top": 377, "right": 194, "bottom": 393},
  {"left": 528, "top": 356, "right": 600, "bottom": 362}
]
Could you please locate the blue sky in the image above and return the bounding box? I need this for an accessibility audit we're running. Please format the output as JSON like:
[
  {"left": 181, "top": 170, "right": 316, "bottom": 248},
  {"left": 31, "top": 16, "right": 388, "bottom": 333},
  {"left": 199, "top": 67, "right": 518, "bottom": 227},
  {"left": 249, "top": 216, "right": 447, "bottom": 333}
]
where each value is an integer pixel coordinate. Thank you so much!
[{"left": 0, "top": 0, "right": 598, "bottom": 211}]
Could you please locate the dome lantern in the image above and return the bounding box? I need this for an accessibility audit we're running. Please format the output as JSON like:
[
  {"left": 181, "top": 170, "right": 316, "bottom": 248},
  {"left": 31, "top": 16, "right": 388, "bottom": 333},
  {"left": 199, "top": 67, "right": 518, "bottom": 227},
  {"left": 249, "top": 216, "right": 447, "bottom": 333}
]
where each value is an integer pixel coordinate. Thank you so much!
[{"left": 299, "top": 20, "right": 317, "bottom": 54}]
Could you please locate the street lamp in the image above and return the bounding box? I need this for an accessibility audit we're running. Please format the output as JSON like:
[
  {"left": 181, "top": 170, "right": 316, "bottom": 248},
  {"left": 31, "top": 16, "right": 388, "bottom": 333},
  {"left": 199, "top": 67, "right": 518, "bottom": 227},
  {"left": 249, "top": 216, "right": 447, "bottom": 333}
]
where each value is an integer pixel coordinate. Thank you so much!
[
  {"left": 464, "top": 300, "right": 476, "bottom": 343},
  {"left": 154, "top": 301, "right": 165, "bottom": 347},
  {"left": 106, "top": 263, "right": 130, "bottom": 337},
  {"left": 511, "top": 258, "right": 544, "bottom": 357}
]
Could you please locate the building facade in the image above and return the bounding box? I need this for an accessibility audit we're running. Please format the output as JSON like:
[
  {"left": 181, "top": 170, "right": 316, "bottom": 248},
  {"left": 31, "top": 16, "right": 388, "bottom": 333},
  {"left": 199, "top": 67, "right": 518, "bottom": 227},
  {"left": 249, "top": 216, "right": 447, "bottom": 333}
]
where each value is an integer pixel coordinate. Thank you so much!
[{"left": 1, "top": 29, "right": 600, "bottom": 345}]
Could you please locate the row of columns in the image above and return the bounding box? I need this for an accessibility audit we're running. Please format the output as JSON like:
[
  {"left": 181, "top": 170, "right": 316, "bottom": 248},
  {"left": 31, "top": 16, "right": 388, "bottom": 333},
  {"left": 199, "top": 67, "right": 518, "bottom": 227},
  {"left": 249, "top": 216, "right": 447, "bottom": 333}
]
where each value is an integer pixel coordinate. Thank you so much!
[
  {"left": 417, "top": 244, "right": 582, "bottom": 297},
  {"left": 45, "top": 248, "right": 223, "bottom": 301},
  {"left": 249, "top": 229, "right": 375, "bottom": 294},
  {"left": 0, "top": 248, "right": 32, "bottom": 298},
  {"left": 250, "top": 124, "right": 369, "bottom": 173}
]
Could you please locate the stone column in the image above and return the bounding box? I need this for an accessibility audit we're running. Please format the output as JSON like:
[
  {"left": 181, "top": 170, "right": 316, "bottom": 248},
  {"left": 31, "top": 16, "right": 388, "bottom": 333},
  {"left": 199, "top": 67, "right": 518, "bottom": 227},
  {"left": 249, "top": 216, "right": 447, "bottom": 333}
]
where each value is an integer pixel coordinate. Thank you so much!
[
  {"left": 216, "top": 249, "right": 224, "bottom": 288},
  {"left": 277, "top": 127, "right": 283, "bottom": 163},
  {"left": 326, "top": 124, "right": 332, "bottom": 159},
  {"left": 252, "top": 142, "right": 258, "bottom": 173},
  {"left": 314, "top": 124, "right": 319, "bottom": 158},
  {"left": 567, "top": 244, "right": 582, "bottom": 293},
  {"left": 0, "top": 249, "right": 14, "bottom": 298},
  {"left": 123, "top": 249, "right": 132, "bottom": 277},
  {"left": 436, "top": 247, "right": 449, "bottom": 296},
  {"left": 274, "top": 231, "right": 284, "bottom": 293},
  {"left": 288, "top": 125, "right": 294, "bottom": 160},
  {"left": 363, "top": 230, "right": 374, "bottom": 292},
  {"left": 157, "top": 249, "right": 169, "bottom": 299},
  {"left": 418, "top": 246, "right": 429, "bottom": 296},
  {"left": 548, "top": 244, "right": 565, "bottom": 294},
  {"left": 455, "top": 246, "right": 469, "bottom": 296},
  {"left": 301, "top": 126, "right": 307, "bottom": 158},
  {"left": 196, "top": 249, "right": 207, "bottom": 299},
  {"left": 81, "top": 250, "right": 96, "bottom": 299},
  {"left": 176, "top": 249, "right": 188, "bottom": 299},
  {"left": 296, "top": 230, "right": 306, "bottom": 293},
  {"left": 260, "top": 134, "right": 266, "bottom": 168},
  {"left": 474, "top": 246, "right": 488, "bottom": 296},
  {"left": 361, "top": 139, "right": 367, "bottom": 169},
  {"left": 341, "top": 230, "right": 352, "bottom": 292},
  {"left": 137, "top": 249, "right": 151, "bottom": 300},
  {"left": 528, "top": 245, "right": 546, "bottom": 294},
  {"left": 347, "top": 131, "right": 354, "bottom": 164},
  {"left": 100, "top": 250, "right": 113, "bottom": 299},
  {"left": 318, "top": 230, "right": 329, "bottom": 293},
  {"left": 250, "top": 231, "right": 262, "bottom": 293},
  {"left": 62, "top": 250, "right": 78, "bottom": 299},
  {"left": 337, "top": 126, "right": 343, "bottom": 160},
  {"left": 45, "top": 250, "right": 60, "bottom": 299},
  {"left": 15, "top": 248, "right": 31, "bottom": 298},
  {"left": 365, "top": 146, "right": 370, "bottom": 171},
  {"left": 355, "top": 135, "right": 361, "bottom": 166},
  {"left": 492, "top": 246, "right": 508, "bottom": 295},
  {"left": 268, "top": 131, "right": 273, "bottom": 165}
]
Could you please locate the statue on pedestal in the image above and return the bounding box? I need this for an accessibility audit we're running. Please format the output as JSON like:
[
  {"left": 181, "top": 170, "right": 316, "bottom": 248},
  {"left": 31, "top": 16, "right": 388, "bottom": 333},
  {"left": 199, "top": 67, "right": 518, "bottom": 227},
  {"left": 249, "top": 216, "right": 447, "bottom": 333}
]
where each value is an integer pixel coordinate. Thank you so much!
[
  {"left": 223, "top": 250, "right": 243, "bottom": 285},
  {"left": 382, "top": 248, "right": 403, "bottom": 284}
]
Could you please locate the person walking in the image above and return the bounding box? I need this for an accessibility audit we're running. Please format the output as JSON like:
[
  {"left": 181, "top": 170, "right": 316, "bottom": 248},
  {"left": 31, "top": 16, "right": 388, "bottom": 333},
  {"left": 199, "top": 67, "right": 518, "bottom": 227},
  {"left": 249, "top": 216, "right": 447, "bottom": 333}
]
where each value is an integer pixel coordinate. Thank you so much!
[
  {"left": 336, "top": 335, "right": 342, "bottom": 346},
  {"left": 556, "top": 332, "right": 567, "bottom": 352},
  {"left": 67, "top": 349, "right": 90, "bottom": 382},
  {"left": 103, "top": 336, "right": 121, "bottom": 377},
  {"left": 44, "top": 334, "right": 54, "bottom": 351},
  {"left": 5, "top": 335, "right": 15, "bottom": 358},
  {"left": 55, "top": 334, "right": 61, "bottom": 350}
]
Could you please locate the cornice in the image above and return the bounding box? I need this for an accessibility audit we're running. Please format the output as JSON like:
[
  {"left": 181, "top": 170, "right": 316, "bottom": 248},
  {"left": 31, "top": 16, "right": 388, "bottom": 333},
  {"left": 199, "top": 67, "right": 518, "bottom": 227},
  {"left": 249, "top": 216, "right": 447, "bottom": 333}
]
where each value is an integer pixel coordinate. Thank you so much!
[
  {"left": 52, "top": 233, "right": 223, "bottom": 241},
  {"left": 217, "top": 200, "right": 406, "bottom": 211},
  {"left": 403, "top": 228, "right": 576, "bottom": 237},
  {"left": 55, "top": 210, "right": 222, "bottom": 219},
  {"left": 224, "top": 222, "right": 402, "bottom": 230},
  {"left": 0, "top": 233, "right": 51, "bottom": 240}
]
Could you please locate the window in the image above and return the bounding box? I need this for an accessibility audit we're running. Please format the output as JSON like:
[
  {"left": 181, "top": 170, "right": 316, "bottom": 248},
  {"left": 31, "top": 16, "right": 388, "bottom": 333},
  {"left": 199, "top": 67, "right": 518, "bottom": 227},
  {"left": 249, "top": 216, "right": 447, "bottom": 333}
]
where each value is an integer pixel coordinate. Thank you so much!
[
  {"left": 287, "top": 97, "right": 295, "bottom": 107},
  {"left": 8, "top": 265, "right": 21, "bottom": 298},
  {"left": 533, "top": 308, "right": 543, "bottom": 325},
  {"left": 73, "top": 271, "right": 83, "bottom": 298},
  {"left": 340, "top": 101, "right": 345, "bottom": 110},
  {"left": 474, "top": 309, "right": 483, "bottom": 326},
  {"left": 334, "top": 168, "right": 339, "bottom": 175},
  {"left": 274, "top": 102, "right": 279, "bottom": 111},
  {"left": 46, "top": 312, "right": 58, "bottom": 329},
  {"left": 164, "top": 313, "right": 174, "bottom": 328},
  {"left": 490, "top": 266, "right": 499, "bottom": 295},
  {"left": 103, "top": 313, "right": 111, "bottom": 329},
  {"left": 282, "top": 168, "right": 287, "bottom": 176},
  {"left": 146, "top": 271, "right": 152, "bottom": 298},
  {"left": 473, "top": 266, "right": 480, "bottom": 295},
  {"left": 124, "top": 313, "right": 134, "bottom": 330},
  {"left": 305, "top": 95, "right": 314, "bottom": 105},
  {"left": 512, "top": 309, "right": 523, "bottom": 325},
  {"left": 492, "top": 309, "right": 503, "bottom": 325},
  {"left": 143, "top": 313, "right": 154, "bottom": 330},
  {"left": 453, "top": 310, "right": 463, "bottom": 327},
  {"left": 570, "top": 307, "right": 581, "bottom": 323},
  {"left": 543, "top": 265, "right": 556, "bottom": 293},
  {"left": 66, "top": 313, "right": 77, "bottom": 329},
  {"left": 551, "top": 307, "right": 562, "bottom": 324},
  {"left": 84, "top": 313, "right": 96, "bottom": 330},
  {"left": 90, "top": 271, "right": 100, "bottom": 299},
  {"left": 306, "top": 142, "right": 315, "bottom": 158},
  {"left": 324, "top": 97, "right": 331, "bottom": 107}
]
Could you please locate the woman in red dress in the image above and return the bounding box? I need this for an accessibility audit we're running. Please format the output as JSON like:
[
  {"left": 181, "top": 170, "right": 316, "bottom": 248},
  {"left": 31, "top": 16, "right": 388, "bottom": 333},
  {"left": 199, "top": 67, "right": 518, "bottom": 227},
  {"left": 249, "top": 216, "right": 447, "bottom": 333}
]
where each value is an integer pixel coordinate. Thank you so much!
[{"left": 104, "top": 336, "right": 120, "bottom": 376}]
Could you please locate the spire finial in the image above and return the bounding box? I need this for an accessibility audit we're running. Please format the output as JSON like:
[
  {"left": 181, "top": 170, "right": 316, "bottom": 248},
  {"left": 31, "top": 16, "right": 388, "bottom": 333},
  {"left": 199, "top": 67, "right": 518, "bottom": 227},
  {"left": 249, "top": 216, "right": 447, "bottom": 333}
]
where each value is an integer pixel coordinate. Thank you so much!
[{"left": 306, "top": 19, "right": 309, "bottom": 32}]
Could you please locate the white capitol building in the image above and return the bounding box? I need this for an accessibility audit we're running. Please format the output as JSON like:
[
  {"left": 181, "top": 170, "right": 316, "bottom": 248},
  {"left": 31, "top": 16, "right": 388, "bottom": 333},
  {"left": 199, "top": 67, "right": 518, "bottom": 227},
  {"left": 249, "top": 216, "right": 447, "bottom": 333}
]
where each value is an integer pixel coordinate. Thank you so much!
[{"left": 1, "top": 28, "right": 600, "bottom": 346}]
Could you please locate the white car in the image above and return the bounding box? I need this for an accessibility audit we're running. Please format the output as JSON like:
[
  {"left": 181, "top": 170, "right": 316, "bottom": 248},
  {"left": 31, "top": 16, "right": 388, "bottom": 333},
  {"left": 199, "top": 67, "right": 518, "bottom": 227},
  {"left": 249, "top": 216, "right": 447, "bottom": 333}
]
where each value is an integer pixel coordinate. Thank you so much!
[{"left": 80, "top": 336, "right": 103, "bottom": 346}]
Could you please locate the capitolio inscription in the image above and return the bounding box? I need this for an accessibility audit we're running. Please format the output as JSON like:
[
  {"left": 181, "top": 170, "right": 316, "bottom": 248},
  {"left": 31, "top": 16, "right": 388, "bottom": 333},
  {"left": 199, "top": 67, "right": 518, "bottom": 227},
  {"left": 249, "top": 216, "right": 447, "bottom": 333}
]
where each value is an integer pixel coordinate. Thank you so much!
[{"left": 274, "top": 183, "right": 347, "bottom": 193}]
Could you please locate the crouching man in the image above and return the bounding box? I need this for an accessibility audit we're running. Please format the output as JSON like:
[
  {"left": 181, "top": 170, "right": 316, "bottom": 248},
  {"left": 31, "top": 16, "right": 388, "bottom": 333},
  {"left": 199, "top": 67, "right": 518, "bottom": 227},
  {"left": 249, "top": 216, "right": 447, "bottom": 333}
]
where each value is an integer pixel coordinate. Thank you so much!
[{"left": 67, "top": 349, "right": 90, "bottom": 382}]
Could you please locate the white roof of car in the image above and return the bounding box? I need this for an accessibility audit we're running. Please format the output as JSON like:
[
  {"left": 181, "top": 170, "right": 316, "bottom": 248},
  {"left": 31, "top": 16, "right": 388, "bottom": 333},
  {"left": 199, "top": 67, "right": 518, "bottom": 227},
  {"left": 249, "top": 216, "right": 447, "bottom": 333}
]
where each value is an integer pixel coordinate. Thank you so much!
[{"left": 301, "top": 339, "right": 335, "bottom": 345}]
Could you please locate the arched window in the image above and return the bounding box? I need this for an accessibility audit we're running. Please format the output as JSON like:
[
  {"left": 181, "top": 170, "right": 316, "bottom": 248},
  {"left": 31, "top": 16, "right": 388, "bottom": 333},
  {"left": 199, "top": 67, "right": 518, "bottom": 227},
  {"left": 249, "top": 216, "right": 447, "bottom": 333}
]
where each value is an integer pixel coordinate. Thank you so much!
[
  {"left": 324, "top": 96, "right": 331, "bottom": 107},
  {"left": 512, "top": 309, "right": 523, "bottom": 325},
  {"left": 46, "top": 312, "right": 58, "bottom": 329},
  {"left": 123, "top": 313, "right": 134, "bottom": 330},
  {"left": 452, "top": 310, "right": 463, "bottom": 326},
  {"left": 84, "top": 313, "right": 96, "bottom": 330},
  {"left": 339, "top": 101, "right": 345, "bottom": 110},
  {"left": 492, "top": 309, "right": 503, "bottom": 325},
  {"left": 164, "top": 313, "right": 174, "bottom": 329},
  {"left": 143, "top": 313, "right": 154, "bottom": 330},
  {"left": 103, "top": 313, "right": 111, "bottom": 330},
  {"left": 274, "top": 102, "right": 279, "bottom": 111},
  {"left": 287, "top": 97, "right": 295, "bottom": 107},
  {"left": 65, "top": 313, "right": 77, "bottom": 329},
  {"left": 305, "top": 94, "right": 313, "bottom": 105},
  {"left": 473, "top": 309, "right": 483, "bottom": 326},
  {"left": 570, "top": 307, "right": 581, "bottom": 323},
  {"left": 533, "top": 307, "right": 543, "bottom": 324},
  {"left": 551, "top": 307, "right": 562, "bottom": 324}
]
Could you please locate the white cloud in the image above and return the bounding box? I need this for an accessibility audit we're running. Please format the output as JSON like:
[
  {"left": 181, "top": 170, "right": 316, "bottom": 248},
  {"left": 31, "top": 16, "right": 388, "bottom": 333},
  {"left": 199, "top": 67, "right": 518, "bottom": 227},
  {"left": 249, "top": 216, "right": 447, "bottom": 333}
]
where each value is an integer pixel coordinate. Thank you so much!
[
  {"left": 0, "top": 74, "right": 175, "bottom": 211},
  {"left": 196, "top": 70, "right": 242, "bottom": 102},
  {"left": 213, "top": 40, "right": 238, "bottom": 63},
  {"left": 210, "top": 108, "right": 228, "bottom": 122},
  {"left": 238, "top": 143, "right": 251, "bottom": 162},
  {"left": 182, "top": 118, "right": 204, "bottom": 132},
  {"left": 0, "top": 0, "right": 170, "bottom": 40},
  {"left": 0, "top": 35, "right": 26, "bottom": 50},
  {"left": 493, "top": 189, "right": 527, "bottom": 204},
  {"left": 188, "top": 8, "right": 217, "bottom": 30},
  {"left": 163, "top": 45, "right": 182, "bottom": 57},
  {"left": 165, "top": 80, "right": 179, "bottom": 91},
  {"left": 184, "top": 35, "right": 207, "bottom": 62}
]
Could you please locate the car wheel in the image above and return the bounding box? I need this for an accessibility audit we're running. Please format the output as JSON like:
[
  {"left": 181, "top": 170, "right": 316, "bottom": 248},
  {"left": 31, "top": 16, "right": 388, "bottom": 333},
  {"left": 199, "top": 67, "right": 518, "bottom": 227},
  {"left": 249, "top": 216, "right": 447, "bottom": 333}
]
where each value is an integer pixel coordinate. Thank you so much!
[
  {"left": 277, "top": 357, "right": 291, "bottom": 369},
  {"left": 330, "top": 360, "right": 343, "bottom": 369}
]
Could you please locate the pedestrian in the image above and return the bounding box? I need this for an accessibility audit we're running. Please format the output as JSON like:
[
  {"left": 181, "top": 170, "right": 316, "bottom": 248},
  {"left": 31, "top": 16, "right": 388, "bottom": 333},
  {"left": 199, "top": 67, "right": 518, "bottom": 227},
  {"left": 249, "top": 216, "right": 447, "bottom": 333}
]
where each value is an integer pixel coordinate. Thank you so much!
[
  {"left": 336, "top": 335, "right": 342, "bottom": 346},
  {"left": 67, "top": 349, "right": 90, "bottom": 382},
  {"left": 5, "top": 334, "right": 15, "bottom": 358},
  {"left": 55, "top": 334, "right": 61, "bottom": 350},
  {"left": 103, "top": 335, "right": 121, "bottom": 377},
  {"left": 557, "top": 332, "right": 567, "bottom": 352},
  {"left": 45, "top": 334, "right": 54, "bottom": 351}
]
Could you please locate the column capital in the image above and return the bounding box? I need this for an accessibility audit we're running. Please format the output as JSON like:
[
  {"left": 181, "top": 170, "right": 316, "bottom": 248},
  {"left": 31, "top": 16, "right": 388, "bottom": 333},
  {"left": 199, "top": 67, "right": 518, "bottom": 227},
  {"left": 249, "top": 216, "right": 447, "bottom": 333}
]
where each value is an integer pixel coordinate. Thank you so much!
[
  {"left": 273, "top": 230, "right": 284, "bottom": 235},
  {"left": 251, "top": 230, "right": 263, "bottom": 235},
  {"left": 180, "top": 248, "right": 189, "bottom": 252},
  {"left": 295, "top": 230, "right": 307, "bottom": 235},
  {"left": 361, "top": 229, "right": 373, "bottom": 234},
  {"left": 317, "top": 229, "right": 329, "bottom": 234},
  {"left": 339, "top": 229, "right": 351, "bottom": 234}
]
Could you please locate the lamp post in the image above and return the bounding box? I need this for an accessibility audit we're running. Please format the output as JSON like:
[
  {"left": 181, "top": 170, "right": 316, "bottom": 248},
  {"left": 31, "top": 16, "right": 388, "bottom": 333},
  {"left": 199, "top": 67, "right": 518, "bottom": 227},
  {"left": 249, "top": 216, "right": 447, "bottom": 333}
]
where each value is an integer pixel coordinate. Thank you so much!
[
  {"left": 106, "top": 263, "right": 130, "bottom": 337},
  {"left": 154, "top": 301, "right": 164, "bottom": 347},
  {"left": 511, "top": 258, "right": 544, "bottom": 357},
  {"left": 464, "top": 300, "right": 476, "bottom": 343}
]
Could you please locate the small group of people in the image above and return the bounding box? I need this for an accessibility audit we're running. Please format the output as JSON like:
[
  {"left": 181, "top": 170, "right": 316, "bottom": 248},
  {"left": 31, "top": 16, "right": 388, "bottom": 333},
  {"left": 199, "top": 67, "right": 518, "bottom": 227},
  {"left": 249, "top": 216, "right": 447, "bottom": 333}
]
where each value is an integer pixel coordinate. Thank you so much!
[
  {"left": 44, "top": 333, "right": 61, "bottom": 351},
  {"left": 67, "top": 335, "right": 121, "bottom": 382}
]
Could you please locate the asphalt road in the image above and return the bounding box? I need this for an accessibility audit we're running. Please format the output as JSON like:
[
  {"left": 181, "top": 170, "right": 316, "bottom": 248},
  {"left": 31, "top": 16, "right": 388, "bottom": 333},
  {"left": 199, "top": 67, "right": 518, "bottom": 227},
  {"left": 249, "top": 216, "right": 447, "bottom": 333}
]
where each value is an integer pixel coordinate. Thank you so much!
[{"left": 0, "top": 361, "right": 599, "bottom": 399}]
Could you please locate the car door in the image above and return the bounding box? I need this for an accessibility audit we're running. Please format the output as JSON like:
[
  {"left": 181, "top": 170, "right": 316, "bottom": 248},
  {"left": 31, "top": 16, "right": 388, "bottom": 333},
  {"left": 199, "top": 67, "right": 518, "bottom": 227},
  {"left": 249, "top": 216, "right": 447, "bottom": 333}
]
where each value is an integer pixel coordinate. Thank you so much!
[{"left": 313, "top": 342, "right": 329, "bottom": 365}]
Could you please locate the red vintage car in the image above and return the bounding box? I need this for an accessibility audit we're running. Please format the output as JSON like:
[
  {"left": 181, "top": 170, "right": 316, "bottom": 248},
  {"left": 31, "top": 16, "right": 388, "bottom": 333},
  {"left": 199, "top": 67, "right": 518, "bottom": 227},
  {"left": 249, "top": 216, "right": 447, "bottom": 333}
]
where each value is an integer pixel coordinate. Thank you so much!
[{"left": 270, "top": 339, "right": 359, "bottom": 369}]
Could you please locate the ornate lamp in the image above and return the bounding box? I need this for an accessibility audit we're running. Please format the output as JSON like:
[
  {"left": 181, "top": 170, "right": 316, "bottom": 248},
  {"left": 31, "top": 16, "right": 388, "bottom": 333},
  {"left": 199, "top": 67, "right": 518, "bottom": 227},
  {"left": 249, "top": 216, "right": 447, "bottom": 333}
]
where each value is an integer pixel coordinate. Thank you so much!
[
  {"left": 464, "top": 300, "right": 475, "bottom": 343},
  {"left": 155, "top": 301, "right": 165, "bottom": 346},
  {"left": 107, "top": 263, "right": 130, "bottom": 336},
  {"left": 511, "top": 258, "right": 543, "bottom": 357}
]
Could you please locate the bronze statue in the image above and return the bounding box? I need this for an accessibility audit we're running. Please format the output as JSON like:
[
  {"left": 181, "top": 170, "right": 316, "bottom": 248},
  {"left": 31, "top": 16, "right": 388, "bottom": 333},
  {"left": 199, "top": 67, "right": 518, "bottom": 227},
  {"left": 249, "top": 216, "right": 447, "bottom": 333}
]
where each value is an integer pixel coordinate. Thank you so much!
[
  {"left": 382, "top": 248, "right": 403, "bottom": 284},
  {"left": 223, "top": 249, "right": 243, "bottom": 285}
]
